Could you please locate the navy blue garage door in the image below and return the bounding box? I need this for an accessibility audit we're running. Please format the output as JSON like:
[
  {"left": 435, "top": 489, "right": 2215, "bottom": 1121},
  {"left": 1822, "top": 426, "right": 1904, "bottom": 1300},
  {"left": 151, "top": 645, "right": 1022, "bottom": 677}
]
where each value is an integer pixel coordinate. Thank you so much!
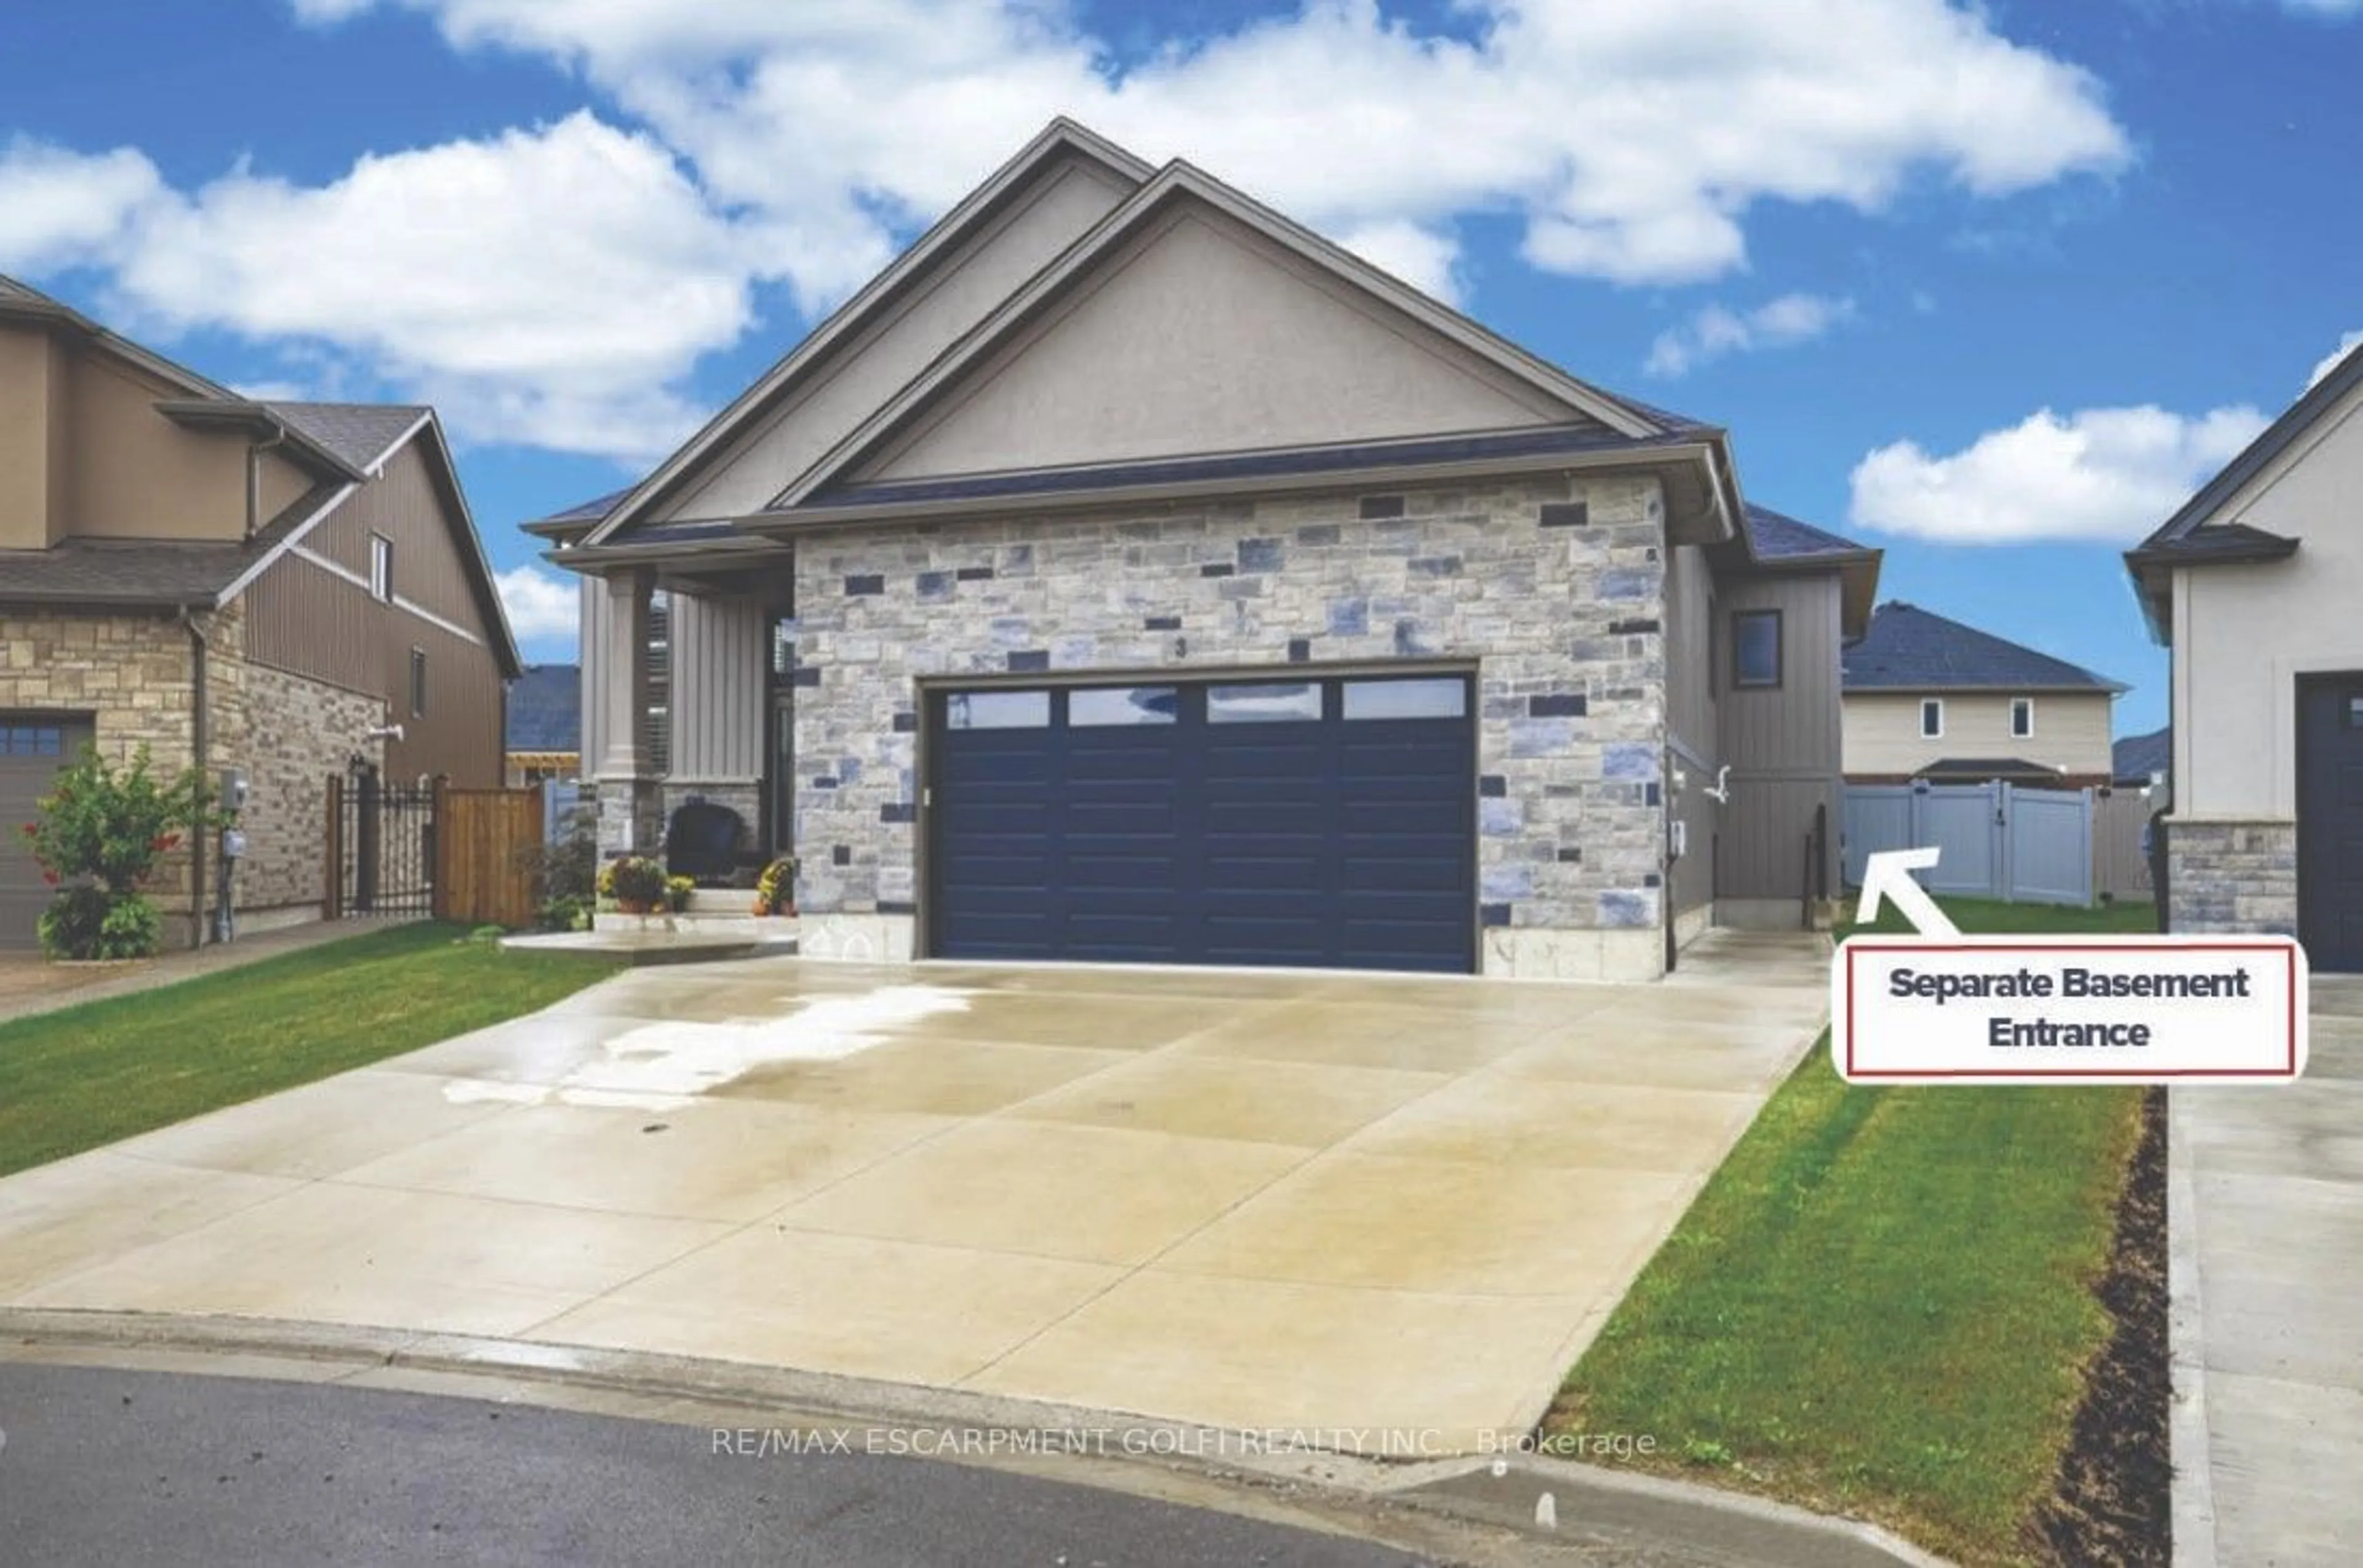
[{"left": 928, "top": 674, "right": 1476, "bottom": 972}]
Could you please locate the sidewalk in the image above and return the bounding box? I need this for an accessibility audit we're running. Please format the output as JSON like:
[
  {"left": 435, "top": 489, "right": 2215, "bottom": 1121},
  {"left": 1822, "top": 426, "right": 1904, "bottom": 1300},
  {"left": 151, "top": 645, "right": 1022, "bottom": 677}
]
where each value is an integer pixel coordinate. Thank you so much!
[
  {"left": 2171, "top": 975, "right": 2363, "bottom": 1567},
  {"left": 0, "top": 918, "right": 418, "bottom": 1027}
]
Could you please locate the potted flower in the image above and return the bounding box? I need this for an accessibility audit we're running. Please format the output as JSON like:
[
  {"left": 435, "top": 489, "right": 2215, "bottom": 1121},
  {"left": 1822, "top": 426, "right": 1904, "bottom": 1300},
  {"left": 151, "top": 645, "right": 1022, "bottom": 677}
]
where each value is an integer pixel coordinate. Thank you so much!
[
  {"left": 598, "top": 855, "right": 668, "bottom": 914},
  {"left": 665, "top": 874, "right": 697, "bottom": 913},
  {"left": 751, "top": 856, "right": 798, "bottom": 917}
]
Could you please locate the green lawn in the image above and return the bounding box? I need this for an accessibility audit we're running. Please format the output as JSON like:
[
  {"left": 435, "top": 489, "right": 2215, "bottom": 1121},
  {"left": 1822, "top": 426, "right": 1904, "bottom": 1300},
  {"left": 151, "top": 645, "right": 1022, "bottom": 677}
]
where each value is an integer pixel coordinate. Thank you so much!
[
  {"left": 0, "top": 923, "right": 623, "bottom": 1180},
  {"left": 1549, "top": 896, "right": 2154, "bottom": 1566}
]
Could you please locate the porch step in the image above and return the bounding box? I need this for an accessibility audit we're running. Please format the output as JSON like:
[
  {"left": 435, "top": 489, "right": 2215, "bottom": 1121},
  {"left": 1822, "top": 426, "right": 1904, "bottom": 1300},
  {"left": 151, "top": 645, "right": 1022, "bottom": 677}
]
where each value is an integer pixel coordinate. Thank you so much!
[
  {"left": 682, "top": 889, "right": 760, "bottom": 916},
  {"left": 502, "top": 927, "right": 799, "bottom": 966},
  {"left": 593, "top": 909, "right": 786, "bottom": 939}
]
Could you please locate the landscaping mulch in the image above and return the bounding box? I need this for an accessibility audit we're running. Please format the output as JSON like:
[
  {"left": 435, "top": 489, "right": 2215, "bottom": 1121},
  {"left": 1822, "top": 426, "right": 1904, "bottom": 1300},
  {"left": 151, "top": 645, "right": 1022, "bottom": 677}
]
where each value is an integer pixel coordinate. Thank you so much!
[{"left": 2031, "top": 1086, "right": 2170, "bottom": 1567}]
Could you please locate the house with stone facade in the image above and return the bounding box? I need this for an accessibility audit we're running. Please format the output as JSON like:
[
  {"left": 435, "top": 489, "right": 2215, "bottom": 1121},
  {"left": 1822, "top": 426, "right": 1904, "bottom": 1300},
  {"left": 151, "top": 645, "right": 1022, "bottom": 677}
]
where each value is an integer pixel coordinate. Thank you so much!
[
  {"left": 531, "top": 119, "right": 1879, "bottom": 980},
  {"left": 2127, "top": 337, "right": 2363, "bottom": 972},
  {"left": 0, "top": 274, "right": 519, "bottom": 950},
  {"left": 1841, "top": 601, "right": 2124, "bottom": 788}
]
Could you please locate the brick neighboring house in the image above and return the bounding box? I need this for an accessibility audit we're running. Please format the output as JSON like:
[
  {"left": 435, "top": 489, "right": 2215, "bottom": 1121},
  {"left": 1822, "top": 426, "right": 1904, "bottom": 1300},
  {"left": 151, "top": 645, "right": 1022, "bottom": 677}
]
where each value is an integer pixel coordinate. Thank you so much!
[
  {"left": 1841, "top": 602, "right": 2125, "bottom": 788},
  {"left": 0, "top": 274, "right": 520, "bottom": 949},
  {"left": 532, "top": 119, "right": 1882, "bottom": 980}
]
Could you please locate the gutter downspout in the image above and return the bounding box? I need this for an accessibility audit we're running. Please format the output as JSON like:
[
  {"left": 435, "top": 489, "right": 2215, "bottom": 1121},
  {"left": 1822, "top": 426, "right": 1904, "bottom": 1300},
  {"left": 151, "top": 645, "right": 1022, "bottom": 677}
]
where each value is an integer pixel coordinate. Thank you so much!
[
  {"left": 178, "top": 606, "right": 209, "bottom": 950},
  {"left": 246, "top": 419, "right": 287, "bottom": 537}
]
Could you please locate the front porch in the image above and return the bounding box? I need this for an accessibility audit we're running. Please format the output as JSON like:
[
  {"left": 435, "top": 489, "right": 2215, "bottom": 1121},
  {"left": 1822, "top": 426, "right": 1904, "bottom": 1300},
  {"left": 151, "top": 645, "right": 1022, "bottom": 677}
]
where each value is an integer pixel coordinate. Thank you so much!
[{"left": 583, "top": 556, "right": 797, "bottom": 884}]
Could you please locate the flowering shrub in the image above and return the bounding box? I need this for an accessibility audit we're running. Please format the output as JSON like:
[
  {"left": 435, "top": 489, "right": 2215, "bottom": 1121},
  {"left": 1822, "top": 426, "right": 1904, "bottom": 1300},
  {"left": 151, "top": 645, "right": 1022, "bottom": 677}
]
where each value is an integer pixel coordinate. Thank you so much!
[
  {"left": 751, "top": 856, "right": 798, "bottom": 917},
  {"left": 598, "top": 855, "right": 668, "bottom": 910},
  {"left": 22, "top": 745, "right": 210, "bottom": 960}
]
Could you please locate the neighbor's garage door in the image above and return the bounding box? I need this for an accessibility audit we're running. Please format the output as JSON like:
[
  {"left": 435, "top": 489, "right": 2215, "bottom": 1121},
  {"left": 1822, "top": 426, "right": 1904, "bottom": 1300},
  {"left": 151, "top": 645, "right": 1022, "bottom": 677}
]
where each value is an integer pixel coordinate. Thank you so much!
[
  {"left": 1, "top": 716, "right": 91, "bottom": 950},
  {"left": 2298, "top": 677, "right": 2363, "bottom": 974},
  {"left": 928, "top": 673, "right": 1475, "bottom": 972}
]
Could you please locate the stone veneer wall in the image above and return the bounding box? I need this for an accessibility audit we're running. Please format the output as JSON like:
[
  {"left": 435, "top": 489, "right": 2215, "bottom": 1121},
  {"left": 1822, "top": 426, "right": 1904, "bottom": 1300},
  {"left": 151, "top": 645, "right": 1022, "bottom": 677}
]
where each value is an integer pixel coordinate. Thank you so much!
[
  {"left": 790, "top": 474, "right": 1672, "bottom": 980},
  {"left": 2167, "top": 819, "right": 2299, "bottom": 935},
  {"left": 215, "top": 643, "right": 389, "bottom": 921},
  {"left": 0, "top": 606, "right": 204, "bottom": 940}
]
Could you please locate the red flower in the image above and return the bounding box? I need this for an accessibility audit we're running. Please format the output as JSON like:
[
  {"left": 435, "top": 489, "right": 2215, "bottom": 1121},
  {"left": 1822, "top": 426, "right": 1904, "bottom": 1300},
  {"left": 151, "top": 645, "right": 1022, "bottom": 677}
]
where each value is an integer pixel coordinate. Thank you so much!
[
  {"left": 17, "top": 823, "right": 32, "bottom": 838},
  {"left": 41, "top": 871, "right": 58, "bottom": 886}
]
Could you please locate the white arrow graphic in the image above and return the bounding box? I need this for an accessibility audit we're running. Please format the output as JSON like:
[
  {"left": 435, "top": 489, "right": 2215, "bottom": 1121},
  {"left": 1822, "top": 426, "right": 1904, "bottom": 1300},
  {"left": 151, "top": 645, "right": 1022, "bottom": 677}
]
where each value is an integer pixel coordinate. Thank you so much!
[{"left": 1855, "top": 847, "right": 1961, "bottom": 938}]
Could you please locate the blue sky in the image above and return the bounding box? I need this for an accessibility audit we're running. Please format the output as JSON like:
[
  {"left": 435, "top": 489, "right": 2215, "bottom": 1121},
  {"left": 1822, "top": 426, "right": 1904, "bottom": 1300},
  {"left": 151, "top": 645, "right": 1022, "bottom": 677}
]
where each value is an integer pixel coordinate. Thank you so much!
[{"left": 2, "top": 0, "right": 2357, "bottom": 736}]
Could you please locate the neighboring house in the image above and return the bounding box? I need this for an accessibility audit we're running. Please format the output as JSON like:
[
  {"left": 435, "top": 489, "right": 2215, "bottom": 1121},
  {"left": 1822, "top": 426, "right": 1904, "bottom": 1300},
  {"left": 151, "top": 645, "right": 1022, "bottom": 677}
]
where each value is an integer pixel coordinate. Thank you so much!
[
  {"left": 530, "top": 119, "right": 1880, "bottom": 980},
  {"left": 2113, "top": 726, "right": 2170, "bottom": 788},
  {"left": 0, "top": 274, "right": 519, "bottom": 950},
  {"left": 2126, "top": 338, "right": 2363, "bottom": 972},
  {"left": 506, "top": 663, "right": 581, "bottom": 785},
  {"left": 1841, "top": 602, "right": 2124, "bottom": 787}
]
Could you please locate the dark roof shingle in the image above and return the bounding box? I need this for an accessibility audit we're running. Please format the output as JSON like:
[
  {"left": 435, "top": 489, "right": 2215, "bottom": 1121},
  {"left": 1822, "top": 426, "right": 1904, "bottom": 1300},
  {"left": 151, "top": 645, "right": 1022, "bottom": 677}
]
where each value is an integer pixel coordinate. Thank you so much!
[
  {"left": 1843, "top": 602, "right": 2125, "bottom": 693},
  {"left": 2113, "top": 727, "right": 2170, "bottom": 783},
  {"left": 265, "top": 402, "right": 429, "bottom": 473},
  {"left": 0, "top": 481, "right": 347, "bottom": 608},
  {"left": 505, "top": 664, "right": 581, "bottom": 752},
  {"left": 1741, "top": 503, "right": 1871, "bottom": 562}
]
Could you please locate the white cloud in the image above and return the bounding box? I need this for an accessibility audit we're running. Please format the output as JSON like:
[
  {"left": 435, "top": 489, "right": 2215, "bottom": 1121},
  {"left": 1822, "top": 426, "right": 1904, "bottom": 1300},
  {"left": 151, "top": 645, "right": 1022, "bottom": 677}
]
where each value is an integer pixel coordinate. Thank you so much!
[
  {"left": 2281, "top": 0, "right": 2362, "bottom": 17},
  {"left": 2, "top": 115, "right": 750, "bottom": 462},
  {"left": 1849, "top": 404, "right": 2270, "bottom": 544},
  {"left": 2308, "top": 329, "right": 2363, "bottom": 390},
  {"left": 308, "top": 0, "right": 2130, "bottom": 297},
  {"left": 0, "top": 138, "right": 166, "bottom": 273},
  {"left": 6, "top": 1, "right": 2132, "bottom": 461},
  {"left": 495, "top": 563, "right": 578, "bottom": 646},
  {"left": 1645, "top": 293, "right": 1855, "bottom": 378}
]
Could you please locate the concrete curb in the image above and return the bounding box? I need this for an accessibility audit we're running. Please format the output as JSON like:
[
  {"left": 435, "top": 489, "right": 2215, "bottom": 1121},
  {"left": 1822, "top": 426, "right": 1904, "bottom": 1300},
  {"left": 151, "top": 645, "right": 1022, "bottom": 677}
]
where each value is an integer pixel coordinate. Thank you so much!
[
  {"left": 0, "top": 1307, "right": 1952, "bottom": 1568},
  {"left": 2165, "top": 1088, "right": 2218, "bottom": 1568}
]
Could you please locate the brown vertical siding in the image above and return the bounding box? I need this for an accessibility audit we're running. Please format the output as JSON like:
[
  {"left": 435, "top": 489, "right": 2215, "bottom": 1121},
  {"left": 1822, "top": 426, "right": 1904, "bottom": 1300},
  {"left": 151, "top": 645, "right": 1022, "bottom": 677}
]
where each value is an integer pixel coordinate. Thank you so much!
[
  {"left": 1712, "top": 570, "right": 1845, "bottom": 902},
  {"left": 239, "top": 431, "right": 507, "bottom": 788},
  {"left": 1662, "top": 545, "right": 1719, "bottom": 923}
]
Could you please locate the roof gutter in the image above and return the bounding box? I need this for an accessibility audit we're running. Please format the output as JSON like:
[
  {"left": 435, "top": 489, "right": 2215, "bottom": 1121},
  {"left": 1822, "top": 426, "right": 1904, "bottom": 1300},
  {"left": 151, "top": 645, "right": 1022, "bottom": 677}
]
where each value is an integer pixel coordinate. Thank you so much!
[{"left": 732, "top": 439, "right": 1730, "bottom": 540}]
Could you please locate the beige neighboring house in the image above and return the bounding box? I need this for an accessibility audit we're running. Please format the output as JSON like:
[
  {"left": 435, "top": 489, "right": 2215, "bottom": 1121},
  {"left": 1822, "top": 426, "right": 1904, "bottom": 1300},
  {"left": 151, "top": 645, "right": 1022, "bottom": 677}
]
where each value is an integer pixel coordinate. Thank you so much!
[
  {"left": 1841, "top": 601, "right": 2123, "bottom": 788},
  {"left": 0, "top": 274, "right": 520, "bottom": 950},
  {"left": 2126, "top": 338, "right": 2363, "bottom": 972},
  {"left": 530, "top": 118, "right": 1882, "bottom": 981}
]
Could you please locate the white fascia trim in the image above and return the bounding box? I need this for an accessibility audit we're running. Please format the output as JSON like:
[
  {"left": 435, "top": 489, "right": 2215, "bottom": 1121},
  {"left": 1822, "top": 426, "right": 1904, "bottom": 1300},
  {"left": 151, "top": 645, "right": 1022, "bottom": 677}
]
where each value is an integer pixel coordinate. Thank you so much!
[
  {"left": 287, "top": 545, "right": 484, "bottom": 646},
  {"left": 212, "top": 483, "right": 360, "bottom": 605}
]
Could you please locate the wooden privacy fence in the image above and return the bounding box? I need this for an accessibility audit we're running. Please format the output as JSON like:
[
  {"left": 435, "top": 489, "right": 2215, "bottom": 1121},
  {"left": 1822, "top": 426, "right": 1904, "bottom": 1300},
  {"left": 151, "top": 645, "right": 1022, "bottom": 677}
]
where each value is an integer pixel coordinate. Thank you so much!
[{"left": 433, "top": 782, "right": 544, "bottom": 927}]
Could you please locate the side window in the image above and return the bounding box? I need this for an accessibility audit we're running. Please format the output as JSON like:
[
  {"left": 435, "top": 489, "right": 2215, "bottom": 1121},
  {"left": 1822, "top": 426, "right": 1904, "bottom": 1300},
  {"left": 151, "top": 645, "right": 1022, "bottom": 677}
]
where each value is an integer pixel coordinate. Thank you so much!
[
  {"left": 369, "top": 535, "right": 393, "bottom": 602},
  {"left": 1921, "top": 698, "right": 1944, "bottom": 739},
  {"left": 410, "top": 648, "right": 428, "bottom": 717},
  {"left": 2010, "top": 697, "right": 2034, "bottom": 739},
  {"left": 1731, "top": 610, "right": 1781, "bottom": 689}
]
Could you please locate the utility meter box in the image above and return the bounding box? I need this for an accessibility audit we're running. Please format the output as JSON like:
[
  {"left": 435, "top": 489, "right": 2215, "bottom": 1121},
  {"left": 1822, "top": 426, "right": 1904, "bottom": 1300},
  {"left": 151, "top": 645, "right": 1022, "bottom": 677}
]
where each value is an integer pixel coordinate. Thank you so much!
[
  {"left": 218, "top": 768, "right": 249, "bottom": 815},
  {"left": 220, "top": 827, "right": 249, "bottom": 860}
]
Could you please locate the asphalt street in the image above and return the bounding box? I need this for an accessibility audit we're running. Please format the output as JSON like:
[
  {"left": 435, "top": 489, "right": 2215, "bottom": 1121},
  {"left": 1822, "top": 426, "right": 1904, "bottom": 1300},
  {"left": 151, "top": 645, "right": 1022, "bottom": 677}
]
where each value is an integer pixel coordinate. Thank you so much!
[{"left": 0, "top": 1363, "right": 1438, "bottom": 1567}]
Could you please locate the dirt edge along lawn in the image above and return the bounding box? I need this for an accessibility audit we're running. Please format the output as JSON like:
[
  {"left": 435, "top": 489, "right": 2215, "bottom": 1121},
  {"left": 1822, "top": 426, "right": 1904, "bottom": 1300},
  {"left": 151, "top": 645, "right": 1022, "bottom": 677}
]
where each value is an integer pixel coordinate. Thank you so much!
[
  {"left": 0, "top": 922, "right": 625, "bottom": 1180},
  {"left": 1547, "top": 896, "right": 2164, "bottom": 1568}
]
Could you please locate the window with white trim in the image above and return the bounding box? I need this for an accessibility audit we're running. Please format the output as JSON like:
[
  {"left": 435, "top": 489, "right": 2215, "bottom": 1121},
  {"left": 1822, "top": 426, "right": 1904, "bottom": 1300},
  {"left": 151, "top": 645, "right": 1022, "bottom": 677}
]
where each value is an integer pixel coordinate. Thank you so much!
[
  {"left": 1920, "top": 698, "right": 1944, "bottom": 738},
  {"left": 2010, "top": 697, "right": 2034, "bottom": 739},
  {"left": 369, "top": 534, "right": 393, "bottom": 601}
]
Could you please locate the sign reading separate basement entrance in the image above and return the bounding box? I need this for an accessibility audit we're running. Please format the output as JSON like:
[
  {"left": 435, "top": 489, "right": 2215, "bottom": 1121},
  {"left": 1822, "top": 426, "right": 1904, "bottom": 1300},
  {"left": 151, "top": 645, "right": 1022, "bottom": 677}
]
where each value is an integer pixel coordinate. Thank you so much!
[{"left": 1832, "top": 849, "right": 2309, "bottom": 1086}]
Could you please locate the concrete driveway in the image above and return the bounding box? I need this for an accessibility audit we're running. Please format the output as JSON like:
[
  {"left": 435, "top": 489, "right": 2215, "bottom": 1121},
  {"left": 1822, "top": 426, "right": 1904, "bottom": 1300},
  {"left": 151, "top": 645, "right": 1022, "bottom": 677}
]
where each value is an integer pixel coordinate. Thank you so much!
[
  {"left": 2174, "top": 975, "right": 2363, "bottom": 1566},
  {"left": 0, "top": 935, "right": 1828, "bottom": 1452}
]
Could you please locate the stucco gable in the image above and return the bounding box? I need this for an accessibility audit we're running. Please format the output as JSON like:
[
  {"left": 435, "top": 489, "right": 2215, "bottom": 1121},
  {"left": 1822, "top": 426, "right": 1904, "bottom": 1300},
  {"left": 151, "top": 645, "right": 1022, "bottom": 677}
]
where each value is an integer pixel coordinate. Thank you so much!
[
  {"left": 846, "top": 198, "right": 1594, "bottom": 486},
  {"left": 584, "top": 121, "right": 1151, "bottom": 540}
]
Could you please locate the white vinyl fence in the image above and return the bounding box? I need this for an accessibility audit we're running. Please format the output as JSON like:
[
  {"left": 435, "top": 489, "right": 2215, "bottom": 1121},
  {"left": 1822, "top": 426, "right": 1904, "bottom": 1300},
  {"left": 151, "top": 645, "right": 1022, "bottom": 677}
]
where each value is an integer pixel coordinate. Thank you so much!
[{"left": 1842, "top": 781, "right": 2094, "bottom": 906}]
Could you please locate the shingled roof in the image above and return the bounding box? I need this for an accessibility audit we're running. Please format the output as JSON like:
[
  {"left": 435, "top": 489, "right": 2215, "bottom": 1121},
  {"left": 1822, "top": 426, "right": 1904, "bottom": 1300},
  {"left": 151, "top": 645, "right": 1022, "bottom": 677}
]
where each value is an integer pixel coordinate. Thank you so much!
[
  {"left": 265, "top": 402, "right": 429, "bottom": 473},
  {"left": 1740, "top": 503, "right": 1873, "bottom": 562},
  {"left": 1843, "top": 602, "right": 2125, "bottom": 694},
  {"left": 0, "top": 481, "right": 348, "bottom": 609},
  {"left": 2113, "top": 726, "right": 2170, "bottom": 784},
  {"left": 505, "top": 664, "right": 581, "bottom": 752}
]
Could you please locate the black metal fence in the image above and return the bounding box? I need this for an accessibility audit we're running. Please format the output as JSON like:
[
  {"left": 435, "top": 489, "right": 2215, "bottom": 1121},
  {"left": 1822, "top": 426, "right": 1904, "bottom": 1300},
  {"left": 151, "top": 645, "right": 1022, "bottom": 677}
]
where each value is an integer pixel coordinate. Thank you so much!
[{"left": 326, "top": 764, "right": 437, "bottom": 918}]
